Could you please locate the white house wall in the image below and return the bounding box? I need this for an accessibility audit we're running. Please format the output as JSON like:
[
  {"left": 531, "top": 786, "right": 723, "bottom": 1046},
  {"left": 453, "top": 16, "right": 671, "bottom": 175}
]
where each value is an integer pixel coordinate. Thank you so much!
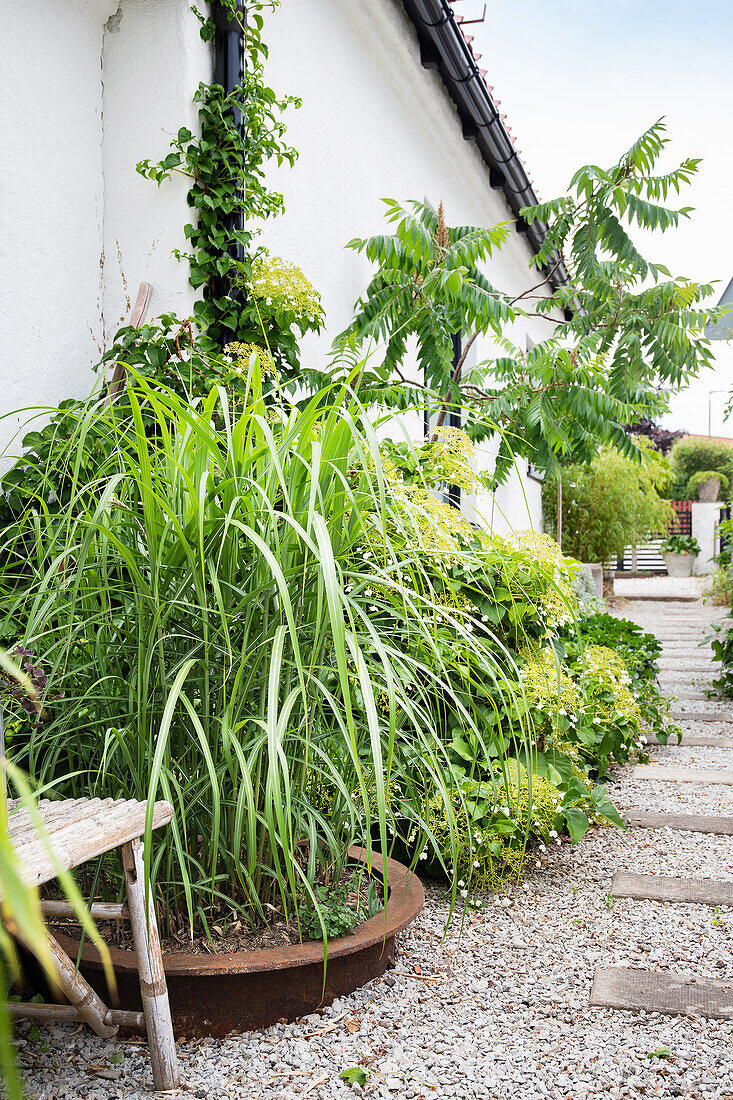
[
  {"left": 261, "top": 0, "right": 552, "bottom": 533},
  {"left": 101, "top": 0, "right": 211, "bottom": 341},
  {"left": 0, "top": 0, "right": 208, "bottom": 461},
  {"left": 0, "top": 0, "right": 116, "bottom": 458}
]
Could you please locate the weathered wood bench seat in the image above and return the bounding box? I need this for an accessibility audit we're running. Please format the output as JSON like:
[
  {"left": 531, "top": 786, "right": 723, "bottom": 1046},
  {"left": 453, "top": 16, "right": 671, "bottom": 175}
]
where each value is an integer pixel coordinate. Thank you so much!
[{"left": 3, "top": 795, "right": 180, "bottom": 1092}]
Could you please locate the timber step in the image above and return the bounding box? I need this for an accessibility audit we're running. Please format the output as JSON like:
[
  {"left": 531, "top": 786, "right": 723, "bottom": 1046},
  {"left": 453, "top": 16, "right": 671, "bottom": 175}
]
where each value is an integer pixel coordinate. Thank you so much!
[
  {"left": 590, "top": 967, "right": 733, "bottom": 1020},
  {"left": 623, "top": 810, "right": 733, "bottom": 834},
  {"left": 646, "top": 734, "right": 733, "bottom": 748},
  {"left": 633, "top": 765, "right": 733, "bottom": 784},
  {"left": 671, "top": 711, "right": 732, "bottom": 723},
  {"left": 610, "top": 870, "right": 733, "bottom": 907}
]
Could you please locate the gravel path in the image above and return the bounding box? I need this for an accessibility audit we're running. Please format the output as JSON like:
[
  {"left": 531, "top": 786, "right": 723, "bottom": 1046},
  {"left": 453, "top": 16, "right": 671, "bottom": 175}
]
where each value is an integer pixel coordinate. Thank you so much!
[{"left": 17, "top": 600, "right": 733, "bottom": 1100}]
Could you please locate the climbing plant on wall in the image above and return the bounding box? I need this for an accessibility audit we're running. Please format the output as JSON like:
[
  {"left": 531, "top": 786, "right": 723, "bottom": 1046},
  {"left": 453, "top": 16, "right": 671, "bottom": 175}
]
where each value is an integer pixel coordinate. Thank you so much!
[{"left": 136, "top": 1, "right": 322, "bottom": 373}]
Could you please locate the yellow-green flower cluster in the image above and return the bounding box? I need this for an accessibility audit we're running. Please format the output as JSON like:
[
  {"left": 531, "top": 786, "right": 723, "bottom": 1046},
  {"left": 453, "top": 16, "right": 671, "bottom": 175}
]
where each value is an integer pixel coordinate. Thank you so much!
[
  {"left": 392, "top": 485, "right": 475, "bottom": 564},
  {"left": 519, "top": 646, "right": 581, "bottom": 713},
  {"left": 248, "top": 252, "right": 323, "bottom": 323},
  {"left": 223, "top": 341, "right": 277, "bottom": 378},
  {"left": 431, "top": 426, "right": 480, "bottom": 492},
  {"left": 429, "top": 760, "right": 562, "bottom": 891},
  {"left": 506, "top": 529, "right": 576, "bottom": 628},
  {"left": 583, "top": 645, "right": 640, "bottom": 723}
]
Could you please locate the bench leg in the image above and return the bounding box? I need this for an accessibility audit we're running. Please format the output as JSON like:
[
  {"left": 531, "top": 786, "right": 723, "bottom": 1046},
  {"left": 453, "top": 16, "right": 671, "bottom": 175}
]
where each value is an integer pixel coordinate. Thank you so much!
[
  {"left": 122, "top": 838, "right": 180, "bottom": 1091},
  {"left": 10, "top": 924, "right": 117, "bottom": 1040}
]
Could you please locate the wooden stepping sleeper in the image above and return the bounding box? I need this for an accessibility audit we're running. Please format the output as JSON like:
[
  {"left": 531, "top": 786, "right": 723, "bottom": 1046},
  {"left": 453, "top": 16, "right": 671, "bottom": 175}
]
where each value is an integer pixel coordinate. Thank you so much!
[
  {"left": 633, "top": 765, "right": 733, "bottom": 785},
  {"left": 611, "top": 870, "right": 733, "bottom": 907},
  {"left": 590, "top": 967, "right": 733, "bottom": 1020},
  {"left": 624, "top": 810, "right": 733, "bottom": 834}
]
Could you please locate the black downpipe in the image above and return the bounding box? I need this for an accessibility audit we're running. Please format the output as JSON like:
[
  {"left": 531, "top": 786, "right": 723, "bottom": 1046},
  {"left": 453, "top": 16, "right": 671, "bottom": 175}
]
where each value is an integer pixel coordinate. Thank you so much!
[
  {"left": 447, "top": 333, "right": 462, "bottom": 508},
  {"left": 213, "top": 2, "right": 247, "bottom": 295}
]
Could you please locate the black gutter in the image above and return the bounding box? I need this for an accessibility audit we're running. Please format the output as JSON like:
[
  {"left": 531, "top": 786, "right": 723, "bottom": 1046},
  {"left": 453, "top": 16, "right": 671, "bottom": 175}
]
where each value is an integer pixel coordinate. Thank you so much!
[{"left": 400, "top": 0, "right": 569, "bottom": 294}]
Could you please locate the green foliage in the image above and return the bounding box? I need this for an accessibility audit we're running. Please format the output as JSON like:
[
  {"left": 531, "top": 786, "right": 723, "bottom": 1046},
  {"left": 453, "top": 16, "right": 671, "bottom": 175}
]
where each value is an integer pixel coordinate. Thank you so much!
[
  {"left": 135, "top": 2, "right": 323, "bottom": 372},
  {"left": 338, "top": 122, "right": 721, "bottom": 482},
  {"left": 299, "top": 870, "right": 381, "bottom": 941},
  {"left": 336, "top": 198, "right": 513, "bottom": 406},
  {"left": 709, "top": 617, "right": 733, "bottom": 697},
  {"left": 668, "top": 437, "right": 733, "bottom": 500},
  {"left": 340, "top": 1068, "right": 369, "bottom": 1087},
  {"left": 687, "top": 469, "right": 730, "bottom": 499},
  {"left": 562, "top": 613, "right": 677, "bottom": 747},
  {"left": 660, "top": 534, "right": 700, "bottom": 555},
  {"left": 571, "top": 565, "right": 602, "bottom": 606},
  {"left": 543, "top": 444, "right": 672, "bottom": 563},
  {"left": 571, "top": 614, "right": 661, "bottom": 681},
  {"left": 0, "top": 374, "right": 536, "bottom": 930},
  {"left": 709, "top": 564, "right": 733, "bottom": 606}
]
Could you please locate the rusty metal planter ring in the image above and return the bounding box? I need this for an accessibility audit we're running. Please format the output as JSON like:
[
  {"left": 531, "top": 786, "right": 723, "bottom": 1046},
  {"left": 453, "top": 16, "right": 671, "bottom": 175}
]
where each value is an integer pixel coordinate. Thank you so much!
[{"left": 54, "top": 847, "right": 424, "bottom": 1038}]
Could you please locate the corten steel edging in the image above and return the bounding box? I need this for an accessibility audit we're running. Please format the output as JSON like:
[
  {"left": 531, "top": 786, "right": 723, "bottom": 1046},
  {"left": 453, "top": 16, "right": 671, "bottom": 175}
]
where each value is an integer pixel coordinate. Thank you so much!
[{"left": 53, "top": 847, "right": 423, "bottom": 1037}]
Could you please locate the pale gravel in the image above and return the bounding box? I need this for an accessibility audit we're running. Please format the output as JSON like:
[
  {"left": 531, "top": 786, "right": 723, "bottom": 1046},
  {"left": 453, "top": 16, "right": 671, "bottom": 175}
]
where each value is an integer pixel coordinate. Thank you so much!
[{"left": 16, "top": 600, "right": 733, "bottom": 1100}]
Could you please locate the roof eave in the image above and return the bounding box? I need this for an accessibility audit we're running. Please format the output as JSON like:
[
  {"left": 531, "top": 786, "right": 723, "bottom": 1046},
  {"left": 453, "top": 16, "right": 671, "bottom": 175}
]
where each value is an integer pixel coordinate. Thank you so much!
[{"left": 400, "top": 0, "right": 569, "bottom": 292}]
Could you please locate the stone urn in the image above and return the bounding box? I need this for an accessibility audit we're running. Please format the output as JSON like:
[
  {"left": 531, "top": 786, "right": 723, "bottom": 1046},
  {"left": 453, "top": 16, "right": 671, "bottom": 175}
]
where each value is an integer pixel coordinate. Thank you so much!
[
  {"left": 663, "top": 552, "right": 697, "bottom": 578},
  {"left": 583, "top": 563, "right": 604, "bottom": 596},
  {"left": 697, "top": 476, "right": 721, "bottom": 503}
]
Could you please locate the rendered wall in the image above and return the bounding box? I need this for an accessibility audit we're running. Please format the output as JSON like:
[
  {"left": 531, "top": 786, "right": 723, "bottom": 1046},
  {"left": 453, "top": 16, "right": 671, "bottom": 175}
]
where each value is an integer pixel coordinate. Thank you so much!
[
  {"left": 261, "top": 0, "right": 552, "bottom": 533},
  {"left": 691, "top": 501, "right": 722, "bottom": 574},
  {"left": 101, "top": 0, "right": 211, "bottom": 341},
  {"left": 0, "top": 0, "right": 208, "bottom": 461},
  {"left": 0, "top": 0, "right": 117, "bottom": 458}
]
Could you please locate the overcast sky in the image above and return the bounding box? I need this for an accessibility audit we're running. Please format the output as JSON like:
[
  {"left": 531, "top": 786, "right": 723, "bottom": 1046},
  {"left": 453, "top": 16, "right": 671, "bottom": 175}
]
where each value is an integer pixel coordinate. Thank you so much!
[{"left": 470, "top": 0, "right": 733, "bottom": 435}]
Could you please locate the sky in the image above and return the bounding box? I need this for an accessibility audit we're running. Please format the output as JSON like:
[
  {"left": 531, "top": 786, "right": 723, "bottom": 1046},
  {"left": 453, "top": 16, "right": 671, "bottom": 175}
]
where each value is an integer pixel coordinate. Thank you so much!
[{"left": 469, "top": 0, "right": 733, "bottom": 435}]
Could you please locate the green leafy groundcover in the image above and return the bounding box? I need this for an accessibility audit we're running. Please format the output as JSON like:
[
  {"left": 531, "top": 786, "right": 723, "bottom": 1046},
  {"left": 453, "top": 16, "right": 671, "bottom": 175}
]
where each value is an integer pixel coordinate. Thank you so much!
[{"left": 709, "top": 616, "right": 733, "bottom": 698}]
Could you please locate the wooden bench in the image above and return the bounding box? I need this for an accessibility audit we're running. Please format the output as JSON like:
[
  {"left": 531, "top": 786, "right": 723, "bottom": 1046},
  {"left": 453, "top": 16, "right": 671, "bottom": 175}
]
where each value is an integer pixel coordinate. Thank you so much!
[{"left": 3, "top": 796, "right": 180, "bottom": 1092}]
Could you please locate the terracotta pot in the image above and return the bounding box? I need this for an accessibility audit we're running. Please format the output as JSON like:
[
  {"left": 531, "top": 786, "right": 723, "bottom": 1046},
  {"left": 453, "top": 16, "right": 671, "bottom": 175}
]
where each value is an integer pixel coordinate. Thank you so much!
[
  {"left": 663, "top": 551, "right": 696, "bottom": 578},
  {"left": 53, "top": 847, "right": 423, "bottom": 1038}
]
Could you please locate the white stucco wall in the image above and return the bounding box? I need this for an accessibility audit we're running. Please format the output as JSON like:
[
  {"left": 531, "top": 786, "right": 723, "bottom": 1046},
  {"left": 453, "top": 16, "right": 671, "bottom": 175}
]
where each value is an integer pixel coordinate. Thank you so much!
[
  {"left": 691, "top": 501, "right": 722, "bottom": 574},
  {"left": 101, "top": 0, "right": 211, "bottom": 340},
  {"left": 0, "top": 0, "right": 208, "bottom": 461},
  {"left": 0, "top": 0, "right": 117, "bottom": 457},
  {"left": 260, "top": 0, "right": 555, "bottom": 534}
]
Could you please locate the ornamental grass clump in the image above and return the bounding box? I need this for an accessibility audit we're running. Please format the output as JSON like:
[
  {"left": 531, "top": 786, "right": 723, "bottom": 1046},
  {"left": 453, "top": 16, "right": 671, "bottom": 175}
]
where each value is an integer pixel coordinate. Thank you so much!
[{"left": 0, "top": 370, "right": 527, "bottom": 935}]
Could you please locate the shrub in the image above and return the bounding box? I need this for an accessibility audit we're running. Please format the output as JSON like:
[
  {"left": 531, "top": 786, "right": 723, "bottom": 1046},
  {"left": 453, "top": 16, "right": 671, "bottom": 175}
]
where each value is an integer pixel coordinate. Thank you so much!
[
  {"left": 562, "top": 612, "right": 677, "bottom": 748},
  {"left": 709, "top": 565, "right": 733, "bottom": 607},
  {"left": 571, "top": 565, "right": 598, "bottom": 604},
  {"left": 669, "top": 437, "right": 733, "bottom": 500},
  {"left": 0, "top": 374, "right": 526, "bottom": 932},
  {"left": 427, "top": 759, "right": 621, "bottom": 895},
  {"left": 543, "top": 444, "right": 672, "bottom": 564},
  {"left": 688, "top": 470, "right": 729, "bottom": 499}
]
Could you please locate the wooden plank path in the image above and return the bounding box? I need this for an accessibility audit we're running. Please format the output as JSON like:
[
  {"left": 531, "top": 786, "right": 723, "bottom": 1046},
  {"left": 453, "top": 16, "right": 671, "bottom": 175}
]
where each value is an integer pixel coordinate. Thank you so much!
[
  {"left": 623, "top": 810, "right": 733, "bottom": 834},
  {"left": 611, "top": 870, "right": 733, "bottom": 907},
  {"left": 590, "top": 598, "right": 733, "bottom": 1022},
  {"left": 633, "top": 764, "right": 733, "bottom": 784},
  {"left": 591, "top": 968, "right": 733, "bottom": 1020},
  {"left": 646, "top": 733, "right": 733, "bottom": 747},
  {"left": 671, "top": 711, "right": 733, "bottom": 723}
]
